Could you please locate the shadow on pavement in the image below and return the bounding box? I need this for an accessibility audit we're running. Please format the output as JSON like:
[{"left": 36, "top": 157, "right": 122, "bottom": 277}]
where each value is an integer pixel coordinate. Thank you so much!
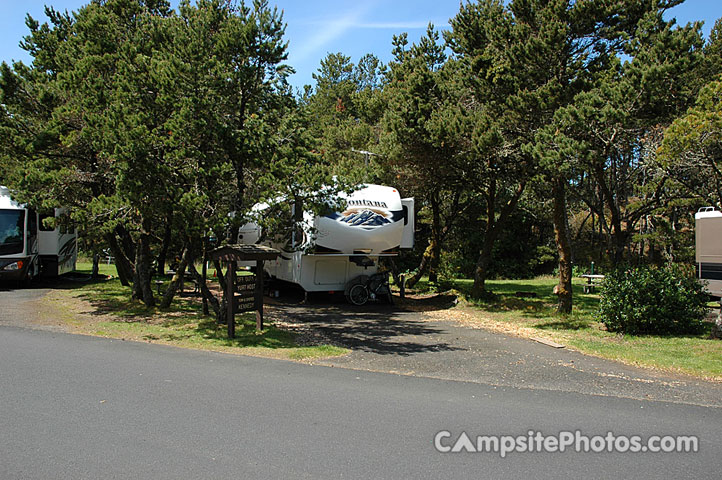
[
  {"left": 0, "top": 273, "right": 110, "bottom": 292},
  {"left": 269, "top": 290, "right": 462, "bottom": 356}
]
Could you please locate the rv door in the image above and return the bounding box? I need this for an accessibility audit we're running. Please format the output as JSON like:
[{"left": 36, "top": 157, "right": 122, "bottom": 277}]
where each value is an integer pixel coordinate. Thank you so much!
[{"left": 401, "top": 198, "right": 415, "bottom": 249}]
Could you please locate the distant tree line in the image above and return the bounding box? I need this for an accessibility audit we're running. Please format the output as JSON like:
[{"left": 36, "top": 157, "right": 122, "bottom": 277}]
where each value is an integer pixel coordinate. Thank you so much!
[{"left": 1, "top": 0, "right": 720, "bottom": 314}]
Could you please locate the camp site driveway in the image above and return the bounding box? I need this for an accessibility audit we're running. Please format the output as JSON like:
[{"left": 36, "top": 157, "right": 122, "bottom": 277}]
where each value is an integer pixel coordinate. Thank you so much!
[{"left": 265, "top": 295, "right": 722, "bottom": 408}]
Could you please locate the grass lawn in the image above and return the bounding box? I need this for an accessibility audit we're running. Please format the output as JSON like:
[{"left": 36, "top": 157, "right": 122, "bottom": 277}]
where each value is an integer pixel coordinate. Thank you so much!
[
  {"left": 414, "top": 276, "right": 722, "bottom": 381},
  {"left": 57, "top": 261, "right": 348, "bottom": 361}
]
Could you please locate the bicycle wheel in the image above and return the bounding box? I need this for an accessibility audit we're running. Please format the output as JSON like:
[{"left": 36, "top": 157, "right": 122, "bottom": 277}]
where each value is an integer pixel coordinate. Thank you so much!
[{"left": 348, "top": 284, "right": 370, "bottom": 306}]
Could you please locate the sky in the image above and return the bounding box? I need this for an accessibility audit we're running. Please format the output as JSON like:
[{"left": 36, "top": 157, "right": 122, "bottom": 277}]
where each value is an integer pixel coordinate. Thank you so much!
[{"left": 1, "top": 0, "right": 721, "bottom": 92}]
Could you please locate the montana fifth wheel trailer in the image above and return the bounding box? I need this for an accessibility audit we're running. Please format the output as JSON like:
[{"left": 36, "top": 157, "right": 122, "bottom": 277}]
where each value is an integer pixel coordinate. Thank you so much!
[
  {"left": 695, "top": 206, "right": 722, "bottom": 297},
  {"left": 240, "top": 184, "right": 414, "bottom": 296},
  {"left": 0, "top": 186, "right": 77, "bottom": 282}
]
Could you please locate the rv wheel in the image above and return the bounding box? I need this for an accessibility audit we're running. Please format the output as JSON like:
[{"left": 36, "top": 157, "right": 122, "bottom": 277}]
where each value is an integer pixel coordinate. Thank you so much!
[
  {"left": 22, "top": 266, "right": 36, "bottom": 288},
  {"left": 348, "top": 284, "right": 369, "bottom": 306}
]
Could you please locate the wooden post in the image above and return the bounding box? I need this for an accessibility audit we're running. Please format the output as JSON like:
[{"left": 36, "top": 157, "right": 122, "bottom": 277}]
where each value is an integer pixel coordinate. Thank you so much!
[
  {"left": 201, "top": 252, "right": 209, "bottom": 315},
  {"left": 255, "top": 259, "right": 264, "bottom": 331},
  {"left": 399, "top": 274, "right": 406, "bottom": 298},
  {"left": 227, "top": 261, "right": 235, "bottom": 338}
]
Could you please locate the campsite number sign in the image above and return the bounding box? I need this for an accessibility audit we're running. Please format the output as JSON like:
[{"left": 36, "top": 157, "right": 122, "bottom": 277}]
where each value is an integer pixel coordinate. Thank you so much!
[
  {"left": 210, "top": 244, "right": 279, "bottom": 338},
  {"left": 235, "top": 275, "right": 257, "bottom": 313}
]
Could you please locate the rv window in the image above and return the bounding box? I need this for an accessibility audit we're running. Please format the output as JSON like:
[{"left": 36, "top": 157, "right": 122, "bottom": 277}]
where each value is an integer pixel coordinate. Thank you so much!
[
  {"left": 28, "top": 210, "right": 37, "bottom": 236},
  {"left": 0, "top": 209, "right": 25, "bottom": 255},
  {"left": 402, "top": 206, "right": 409, "bottom": 226},
  {"left": 58, "top": 213, "right": 70, "bottom": 234},
  {"left": 39, "top": 212, "right": 55, "bottom": 232}
]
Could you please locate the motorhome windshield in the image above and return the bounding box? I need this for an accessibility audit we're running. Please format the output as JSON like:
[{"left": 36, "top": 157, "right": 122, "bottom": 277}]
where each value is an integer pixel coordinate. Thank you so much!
[{"left": 0, "top": 209, "right": 25, "bottom": 255}]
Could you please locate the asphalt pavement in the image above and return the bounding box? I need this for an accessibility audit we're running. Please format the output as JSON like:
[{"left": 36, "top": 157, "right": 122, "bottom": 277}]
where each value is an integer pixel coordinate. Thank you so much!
[
  {"left": 270, "top": 299, "right": 722, "bottom": 408},
  {"left": 1, "top": 326, "right": 720, "bottom": 479}
]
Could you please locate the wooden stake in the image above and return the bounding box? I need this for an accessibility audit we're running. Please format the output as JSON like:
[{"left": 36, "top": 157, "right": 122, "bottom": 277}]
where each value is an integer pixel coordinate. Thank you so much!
[
  {"left": 255, "top": 260, "right": 264, "bottom": 331},
  {"left": 227, "top": 261, "right": 235, "bottom": 338}
]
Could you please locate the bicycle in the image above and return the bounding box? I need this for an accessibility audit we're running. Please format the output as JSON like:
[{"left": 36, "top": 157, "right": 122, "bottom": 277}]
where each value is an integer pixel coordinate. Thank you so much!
[{"left": 346, "top": 272, "right": 393, "bottom": 306}]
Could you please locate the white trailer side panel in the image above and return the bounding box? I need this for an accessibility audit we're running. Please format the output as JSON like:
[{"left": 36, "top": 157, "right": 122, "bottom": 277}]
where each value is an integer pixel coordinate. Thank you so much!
[
  {"left": 695, "top": 209, "right": 722, "bottom": 296},
  {"left": 401, "top": 198, "right": 414, "bottom": 249},
  {"left": 37, "top": 208, "right": 77, "bottom": 276}
]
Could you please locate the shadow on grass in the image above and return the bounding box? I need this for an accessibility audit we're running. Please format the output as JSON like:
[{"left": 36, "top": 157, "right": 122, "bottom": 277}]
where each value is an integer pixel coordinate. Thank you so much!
[
  {"left": 395, "top": 294, "right": 459, "bottom": 312},
  {"left": 534, "top": 317, "right": 596, "bottom": 331},
  {"left": 447, "top": 278, "right": 600, "bottom": 318},
  {"left": 194, "top": 317, "right": 298, "bottom": 349},
  {"left": 0, "top": 274, "right": 113, "bottom": 292},
  {"left": 99, "top": 312, "right": 302, "bottom": 351},
  {"left": 76, "top": 276, "right": 205, "bottom": 320}
]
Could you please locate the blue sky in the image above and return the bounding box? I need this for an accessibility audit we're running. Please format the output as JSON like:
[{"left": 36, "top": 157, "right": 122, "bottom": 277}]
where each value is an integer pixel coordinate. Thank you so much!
[{"left": 1, "top": 0, "right": 721, "bottom": 91}]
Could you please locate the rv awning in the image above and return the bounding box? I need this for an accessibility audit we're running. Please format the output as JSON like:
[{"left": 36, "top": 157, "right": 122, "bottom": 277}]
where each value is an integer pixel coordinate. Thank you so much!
[{"left": 210, "top": 244, "right": 280, "bottom": 262}]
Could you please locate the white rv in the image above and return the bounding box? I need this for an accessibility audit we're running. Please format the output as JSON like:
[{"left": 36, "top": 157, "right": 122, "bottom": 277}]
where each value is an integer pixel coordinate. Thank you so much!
[
  {"left": 241, "top": 184, "right": 414, "bottom": 295},
  {"left": 0, "top": 186, "right": 77, "bottom": 283},
  {"left": 695, "top": 206, "right": 722, "bottom": 296}
]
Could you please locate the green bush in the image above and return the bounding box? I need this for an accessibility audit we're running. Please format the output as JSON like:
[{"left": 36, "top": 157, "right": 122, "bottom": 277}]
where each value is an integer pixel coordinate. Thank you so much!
[{"left": 597, "top": 264, "right": 709, "bottom": 335}]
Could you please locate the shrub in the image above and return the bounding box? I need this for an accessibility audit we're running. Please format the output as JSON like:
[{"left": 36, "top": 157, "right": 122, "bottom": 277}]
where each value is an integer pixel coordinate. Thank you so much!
[{"left": 597, "top": 264, "right": 709, "bottom": 335}]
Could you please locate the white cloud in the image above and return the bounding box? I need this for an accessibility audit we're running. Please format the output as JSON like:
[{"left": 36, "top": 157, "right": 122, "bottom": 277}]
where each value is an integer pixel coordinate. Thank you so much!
[
  {"left": 290, "top": 3, "right": 378, "bottom": 64},
  {"left": 286, "top": 1, "right": 450, "bottom": 68},
  {"left": 356, "top": 21, "right": 449, "bottom": 29}
]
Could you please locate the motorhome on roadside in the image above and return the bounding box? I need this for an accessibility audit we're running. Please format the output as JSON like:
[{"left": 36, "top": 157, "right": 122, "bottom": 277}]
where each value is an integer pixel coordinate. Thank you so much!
[
  {"left": 239, "top": 184, "right": 414, "bottom": 304},
  {"left": 0, "top": 186, "right": 77, "bottom": 283}
]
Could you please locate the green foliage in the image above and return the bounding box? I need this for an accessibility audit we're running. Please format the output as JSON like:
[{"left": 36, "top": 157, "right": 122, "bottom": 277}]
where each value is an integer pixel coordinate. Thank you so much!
[
  {"left": 438, "top": 206, "right": 555, "bottom": 280},
  {"left": 1, "top": 0, "right": 336, "bottom": 307},
  {"left": 303, "top": 50, "right": 387, "bottom": 186},
  {"left": 597, "top": 264, "right": 709, "bottom": 335},
  {"left": 659, "top": 78, "right": 722, "bottom": 206}
]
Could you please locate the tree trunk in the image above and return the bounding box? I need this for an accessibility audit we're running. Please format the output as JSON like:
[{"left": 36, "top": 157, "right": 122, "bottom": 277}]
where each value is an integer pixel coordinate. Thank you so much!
[
  {"left": 213, "top": 258, "right": 227, "bottom": 293},
  {"left": 552, "top": 177, "right": 573, "bottom": 314},
  {"left": 91, "top": 253, "right": 100, "bottom": 279},
  {"left": 594, "top": 165, "right": 625, "bottom": 264},
  {"left": 471, "top": 181, "right": 525, "bottom": 297},
  {"left": 428, "top": 192, "right": 441, "bottom": 283},
  {"left": 201, "top": 242, "right": 209, "bottom": 316},
  {"left": 117, "top": 225, "right": 136, "bottom": 262},
  {"left": 471, "top": 233, "right": 496, "bottom": 298},
  {"left": 385, "top": 257, "right": 401, "bottom": 286},
  {"left": 188, "top": 261, "right": 223, "bottom": 323},
  {"left": 407, "top": 191, "right": 442, "bottom": 288},
  {"left": 156, "top": 214, "right": 173, "bottom": 276},
  {"left": 406, "top": 240, "right": 435, "bottom": 288},
  {"left": 105, "top": 232, "right": 133, "bottom": 286},
  {"left": 159, "top": 245, "right": 190, "bottom": 309},
  {"left": 132, "top": 217, "right": 155, "bottom": 307}
]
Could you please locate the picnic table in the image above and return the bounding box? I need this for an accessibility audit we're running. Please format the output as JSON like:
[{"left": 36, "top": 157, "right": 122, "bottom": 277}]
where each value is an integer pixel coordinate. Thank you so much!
[
  {"left": 581, "top": 274, "right": 605, "bottom": 293},
  {"left": 166, "top": 269, "right": 199, "bottom": 294}
]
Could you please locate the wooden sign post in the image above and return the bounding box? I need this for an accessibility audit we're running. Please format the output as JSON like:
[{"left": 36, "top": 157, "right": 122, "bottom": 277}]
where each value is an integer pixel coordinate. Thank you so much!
[
  {"left": 226, "top": 260, "right": 236, "bottom": 338},
  {"left": 254, "top": 262, "right": 264, "bottom": 330},
  {"left": 211, "top": 244, "right": 280, "bottom": 339}
]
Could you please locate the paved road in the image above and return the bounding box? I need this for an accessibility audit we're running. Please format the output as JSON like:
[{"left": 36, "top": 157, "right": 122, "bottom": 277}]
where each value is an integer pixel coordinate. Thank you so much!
[{"left": 1, "top": 325, "right": 720, "bottom": 479}]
